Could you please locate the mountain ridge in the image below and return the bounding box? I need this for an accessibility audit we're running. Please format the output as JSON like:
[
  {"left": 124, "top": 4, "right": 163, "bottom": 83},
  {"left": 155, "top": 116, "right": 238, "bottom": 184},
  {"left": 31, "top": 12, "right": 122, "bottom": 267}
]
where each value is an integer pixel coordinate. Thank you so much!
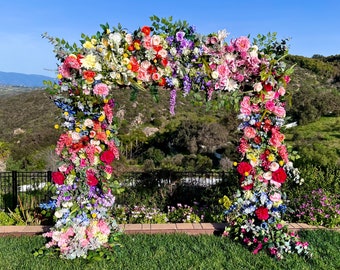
[{"left": 0, "top": 71, "right": 55, "bottom": 87}]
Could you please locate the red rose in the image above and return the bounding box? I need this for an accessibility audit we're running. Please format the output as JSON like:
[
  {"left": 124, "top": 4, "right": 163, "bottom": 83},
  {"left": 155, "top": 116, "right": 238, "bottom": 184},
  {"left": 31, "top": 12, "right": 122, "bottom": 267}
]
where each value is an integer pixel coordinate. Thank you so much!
[
  {"left": 264, "top": 83, "right": 273, "bottom": 92},
  {"left": 52, "top": 171, "right": 65, "bottom": 185},
  {"left": 161, "top": 58, "right": 168, "bottom": 67},
  {"left": 86, "top": 170, "right": 99, "bottom": 186},
  {"left": 141, "top": 26, "right": 151, "bottom": 36},
  {"left": 158, "top": 77, "right": 166, "bottom": 86},
  {"left": 255, "top": 206, "right": 269, "bottom": 220},
  {"left": 237, "top": 162, "right": 253, "bottom": 176},
  {"left": 272, "top": 167, "right": 287, "bottom": 183},
  {"left": 100, "top": 150, "right": 115, "bottom": 165}
]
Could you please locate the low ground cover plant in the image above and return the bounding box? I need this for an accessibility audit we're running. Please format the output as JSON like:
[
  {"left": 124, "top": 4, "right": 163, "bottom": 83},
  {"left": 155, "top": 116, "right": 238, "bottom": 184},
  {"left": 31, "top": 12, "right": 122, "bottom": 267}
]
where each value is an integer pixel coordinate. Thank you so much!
[{"left": 286, "top": 188, "right": 340, "bottom": 228}]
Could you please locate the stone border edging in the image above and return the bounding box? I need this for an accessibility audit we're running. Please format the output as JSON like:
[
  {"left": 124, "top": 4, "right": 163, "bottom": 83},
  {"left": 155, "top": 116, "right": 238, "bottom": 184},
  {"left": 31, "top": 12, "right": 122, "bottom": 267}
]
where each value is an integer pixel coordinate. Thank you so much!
[{"left": 1, "top": 223, "right": 339, "bottom": 237}]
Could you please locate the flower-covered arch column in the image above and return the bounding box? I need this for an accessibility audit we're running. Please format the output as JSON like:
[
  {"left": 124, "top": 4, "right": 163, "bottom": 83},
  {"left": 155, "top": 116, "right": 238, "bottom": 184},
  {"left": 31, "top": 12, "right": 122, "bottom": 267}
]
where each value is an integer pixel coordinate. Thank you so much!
[{"left": 38, "top": 16, "right": 311, "bottom": 260}]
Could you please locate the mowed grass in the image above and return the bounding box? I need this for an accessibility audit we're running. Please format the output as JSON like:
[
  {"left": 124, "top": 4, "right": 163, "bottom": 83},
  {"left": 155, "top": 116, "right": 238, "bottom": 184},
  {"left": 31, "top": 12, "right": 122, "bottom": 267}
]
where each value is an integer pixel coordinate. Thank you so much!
[
  {"left": 285, "top": 116, "right": 340, "bottom": 164},
  {"left": 0, "top": 230, "right": 339, "bottom": 270}
]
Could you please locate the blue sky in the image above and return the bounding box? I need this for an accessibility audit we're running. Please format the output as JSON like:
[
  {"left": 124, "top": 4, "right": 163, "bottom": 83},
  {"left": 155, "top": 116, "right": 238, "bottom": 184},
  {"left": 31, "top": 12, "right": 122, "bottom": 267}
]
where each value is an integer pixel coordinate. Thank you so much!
[{"left": 0, "top": 0, "right": 339, "bottom": 77}]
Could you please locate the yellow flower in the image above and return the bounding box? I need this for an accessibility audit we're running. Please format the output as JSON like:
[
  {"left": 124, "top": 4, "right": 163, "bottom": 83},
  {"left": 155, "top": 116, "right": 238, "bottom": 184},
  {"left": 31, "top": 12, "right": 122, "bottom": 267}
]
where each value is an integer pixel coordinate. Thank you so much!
[
  {"left": 244, "top": 172, "right": 249, "bottom": 176},
  {"left": 54, "top": 124, "right": 59, "bottom": 129},
  {"left": 233, "top": 162, "right": 238, "bottom": 167},
  {"left": 92, "top": 213, "right": 97, "bottom": 218},
  {"left": 81, "top": 54, "right": 97, "bottom": 69},
  {"left": 98, "top": 114, "right": 105, "bottom": 122},
  {"left": 247, "top": 153, "right": 257, "bottom": 163},
  {"left": 279, "top": 160, "right": 284, "bottom": 166},
  {"left": 103, "top": 99, "right": 109, "bottom": 103},
  {"left": 78, "top": 152, "right": 86, "bottom": 159},
  {"left": 273, "top": 200, "right": 283, "bottom": 208},
  {"left": 91, "top": 38, "right": 97, "bottom": 45},
  {"left": 268, "top": 154, "right": 275, "bottom": 162},
  {"left": 57, "top": 74, "right": 62, "bottom": 80},
  {"left": 75, "top": 127, "right": 81, "bottom": 133},
  {"left": 83, "top": 41, "right": 94, "bottom": 50},
  {"left": 244, "top": 190, "right": 253, "bottom": 199},
  {"left": 64, "top": 111, "right": 69, "bottom": 116},
  {"left": 105, "top": 130, "right": 111, "bottom": 136}
]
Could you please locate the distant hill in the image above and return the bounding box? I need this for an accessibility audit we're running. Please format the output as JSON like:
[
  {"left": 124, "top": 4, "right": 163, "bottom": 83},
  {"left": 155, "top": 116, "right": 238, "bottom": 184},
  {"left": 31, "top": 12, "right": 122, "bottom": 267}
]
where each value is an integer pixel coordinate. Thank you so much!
[{"left": 0, "top": 71, "right": 55, "bottom": 87}]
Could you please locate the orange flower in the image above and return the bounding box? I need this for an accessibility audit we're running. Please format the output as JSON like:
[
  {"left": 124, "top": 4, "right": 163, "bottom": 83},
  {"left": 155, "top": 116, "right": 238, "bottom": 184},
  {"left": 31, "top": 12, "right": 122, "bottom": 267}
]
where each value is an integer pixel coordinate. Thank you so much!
[
  {"left": 83, "top": 70, "right": 96, "bottom": 83},
  {"left": 96, "top": 131, "right": 107, "bottom": 141}
]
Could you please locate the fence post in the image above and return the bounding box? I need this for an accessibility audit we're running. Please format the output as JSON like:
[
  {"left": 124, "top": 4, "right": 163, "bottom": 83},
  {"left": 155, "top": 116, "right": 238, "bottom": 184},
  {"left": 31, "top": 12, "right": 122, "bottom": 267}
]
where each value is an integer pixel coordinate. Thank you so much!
[
  {"left": 47, "top": 170, "right": 52, "bottom": 183},
  {"left": 11, "top": 171, "right": 18, "bottom": 209}
]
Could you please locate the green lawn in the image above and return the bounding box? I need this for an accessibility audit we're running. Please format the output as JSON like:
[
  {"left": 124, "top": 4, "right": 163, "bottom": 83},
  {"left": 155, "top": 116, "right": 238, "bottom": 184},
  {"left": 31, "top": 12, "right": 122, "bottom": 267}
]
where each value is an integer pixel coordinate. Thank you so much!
[
  {"left": 0, "top": 230, "right": 339, "bottom": 270},
  {"left": 285, "top": 116, "right": 340, "bottom": 166}
]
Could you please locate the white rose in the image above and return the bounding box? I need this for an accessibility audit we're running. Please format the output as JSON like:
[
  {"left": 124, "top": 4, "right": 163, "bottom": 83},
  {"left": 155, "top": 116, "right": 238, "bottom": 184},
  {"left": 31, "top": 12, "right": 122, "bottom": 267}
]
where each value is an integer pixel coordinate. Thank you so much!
[
  {"left": 158, "top": 49, "right": 168, "bottom": 58},
  {"left": 84, "top": 118, "right": 94, "bottom": 128},
  {"left": 140, "top": 60, "right": 151, "bottom": 70},
  {"left": 211, "top": 71, "right": 219, "bottom": 79},
  {"left": 125, "top": 33, "right": 133, "bottom": 44},
  {"left": 253, "top": 82, "right": 263, "bottom": 92},
  {"left": 269, "top": 162, "right": 280, "bottom": 172},
  {"left": 54, "top": 210, "right": 63, "bottom": 219},
  {"left": 263, "top": 171, "right": 272, "bottom": 180},
  {"left": 151, "top": 35, "right": 161, "bottom": 46},
  {"left": 109, "top": 32, "right": 122, "bottom": 46},
  {"left": 71, "top": 132, "right": 81, "bottom": 142}
]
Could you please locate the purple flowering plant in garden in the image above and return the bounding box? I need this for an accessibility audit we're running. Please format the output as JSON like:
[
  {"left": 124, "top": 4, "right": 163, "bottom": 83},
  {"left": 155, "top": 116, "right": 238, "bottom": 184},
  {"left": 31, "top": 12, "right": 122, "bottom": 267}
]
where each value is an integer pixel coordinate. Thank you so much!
[{"left": 287, "top": 188, "right": 340, "bottom": 228}]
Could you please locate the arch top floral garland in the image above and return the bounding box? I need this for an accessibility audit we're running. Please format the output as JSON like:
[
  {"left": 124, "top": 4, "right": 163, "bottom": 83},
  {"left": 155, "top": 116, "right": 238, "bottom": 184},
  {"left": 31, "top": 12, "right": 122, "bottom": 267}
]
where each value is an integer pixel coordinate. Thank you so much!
[{"left": 39, "top": 16, "right": 311, "bottom": 260}]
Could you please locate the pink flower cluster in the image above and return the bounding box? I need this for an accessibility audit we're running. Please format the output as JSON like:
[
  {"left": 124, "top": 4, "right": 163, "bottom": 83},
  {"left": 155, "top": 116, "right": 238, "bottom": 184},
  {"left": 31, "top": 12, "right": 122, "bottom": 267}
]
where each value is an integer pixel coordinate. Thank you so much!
[{"left": 43, "top": 219, "right": 113, "bottom": 259}]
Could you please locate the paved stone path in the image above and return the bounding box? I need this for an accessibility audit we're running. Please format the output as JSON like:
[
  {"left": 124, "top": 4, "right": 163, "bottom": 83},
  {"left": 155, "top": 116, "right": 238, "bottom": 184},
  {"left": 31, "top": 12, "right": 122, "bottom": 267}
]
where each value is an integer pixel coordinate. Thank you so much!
[{"left": 1, "top": 223, "right": 339, "bottom": 237}]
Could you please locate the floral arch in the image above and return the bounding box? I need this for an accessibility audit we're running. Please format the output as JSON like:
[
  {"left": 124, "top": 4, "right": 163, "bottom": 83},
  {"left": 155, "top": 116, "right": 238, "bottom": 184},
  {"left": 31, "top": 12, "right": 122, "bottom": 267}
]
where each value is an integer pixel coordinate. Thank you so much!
[{"left": 38, "top": 16, "right": 311, "bottom": 260}]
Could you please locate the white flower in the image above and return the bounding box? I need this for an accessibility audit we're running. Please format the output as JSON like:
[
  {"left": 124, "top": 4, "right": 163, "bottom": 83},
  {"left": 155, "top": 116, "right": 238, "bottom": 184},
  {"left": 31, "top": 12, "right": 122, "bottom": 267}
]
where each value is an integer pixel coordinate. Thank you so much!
[
  {"left": 151, "top": 35, "right": 161, "bottom": 46},
  {"left": 249, "top": 45, "right": 259, "bottom": 58},
  {"left": 253, "top": 82, "right": 263, "bottom": 92},
  {"left": 170, "top": 47, "right": 177, "bottom": 56},
  {"left": 84, "top": 118, "right": 94, "bottom": 128},
  {"left": 218, "top": 29, "right": 229, "bottom": 41},
  {"left": 211, "top": 71, "right": 219, "bottom": 79},
  {"left": 125, "top": 33, "right": 133, "bottom": 44},
  {"left": 263, "top": 171, "right": 272, "bottom": 180},
  {"left": 225, "top": 78, "right": 238, "bottom": 91},
  {"left": 109, "top": 32, "right": 122, "bottom": 46},
  {"left": 71, "top": 131, "right": 81, "bottom": 142},
  {"left": 62, "top": 201, "right": 74, "bottom": 208},
  {"left": 54, "top": 210, "right": 63, "bottom": 219},
  {"left": 269, "top": 162, "right": 280, "bottom": 171}
]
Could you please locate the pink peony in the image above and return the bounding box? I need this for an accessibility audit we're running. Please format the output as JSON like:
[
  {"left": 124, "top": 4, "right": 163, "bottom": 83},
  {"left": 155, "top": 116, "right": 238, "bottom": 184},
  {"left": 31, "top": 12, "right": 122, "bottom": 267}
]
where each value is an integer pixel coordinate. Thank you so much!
[
  {"left": 234, "top": 36, "right": 250, "bottom": 52},
  {"left": 270, "top": 192, "right": 281, "bottom": 202},
  {"left": 240, "top": 96, "right": 252, "bottom": 115},
  {"left": 93, "top": 83, "right": 109, "bottom": 97},
  {"left": 273, "top": 106, "right": 286, "bottom": 117},
  {"left": 244, "top": 126, "right": 257, "bottom": 139}
]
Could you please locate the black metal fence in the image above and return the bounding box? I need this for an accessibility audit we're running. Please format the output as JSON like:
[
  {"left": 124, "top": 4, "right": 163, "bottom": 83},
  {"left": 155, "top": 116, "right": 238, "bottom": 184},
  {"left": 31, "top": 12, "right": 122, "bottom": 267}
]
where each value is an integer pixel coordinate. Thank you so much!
[
  {"left": 116, "top": 170, "right": 238, "bottom": 208},
  {"left": 0, "top": 170, "right": 237, "bottom": 211},
  {"left": 0, "top": 171, "right": 52, "bottom": 211}
]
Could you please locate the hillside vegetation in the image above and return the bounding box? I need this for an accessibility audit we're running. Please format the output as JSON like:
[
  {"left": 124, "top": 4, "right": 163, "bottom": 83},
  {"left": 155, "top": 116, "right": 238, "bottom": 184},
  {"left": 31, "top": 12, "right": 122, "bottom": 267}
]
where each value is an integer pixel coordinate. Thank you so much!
[{"left": 0, "top": 54, "right": 339, "bottom": 172}]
